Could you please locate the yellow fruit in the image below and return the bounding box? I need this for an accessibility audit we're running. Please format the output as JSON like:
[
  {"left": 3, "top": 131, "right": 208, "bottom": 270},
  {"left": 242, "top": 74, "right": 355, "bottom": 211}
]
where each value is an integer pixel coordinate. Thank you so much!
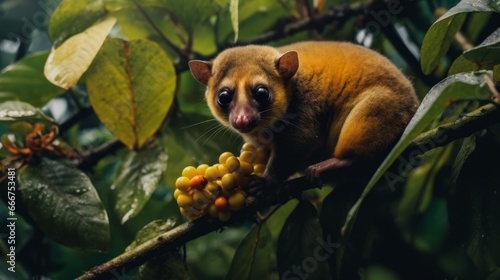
[
  {"left": 208, "top": 204, "right": 218, "bottom": 218},
  {"left": 173, "top": 189, "right": 183, "bottom": 200},
  {"left": 240, "top": 151, "right": 256, "bottom": 164},
  {"left": 221, "top": 173, "right": 237, "bottom": 190},
  {"left": 219, "top": 151, "right": 235, "bottom": 164},
  {"left": 205, "top": 181, "right": 219, "bottom": 194},
  {"left": 177, "top": 194, "right": 193, "bottom": 209},
  {"left": 222, "top": 187, "right": 234, "bottom": 198},
  {"left": 253, "top": 164, "right": 266, "bottom": 173},
  {"left": 241, "top": 142, "right": 256, "bottom": 153},
  {"left": 193, "top": 190, "right": 210, "bottom": 208},
  {"left": 225, "top": 156, "right": 240, "bottom": 172},
  {"left": 217, "top": 164, "right": 230, "bottom": 177},
  {"left": 235, "top": 172, "right": 251, "bottom": 188},
  {"left": 239, "top": 162, "right": 254, "bottom": 175},
  {"left": 182, "top": 166, "right": 198, "bottom": 179},
  {"left": 218, "top": 210, "right": 232, "bottom": 221},
  {"left": 180, "top": 207, "right": 202, "bottom": 220},
  {"left": 197, "top": 164, "right": 209, "bottom": 176},
  {"left": 175, "top": 176, "right": 191, "bottom": 192},
  {"left": 228, "top": 191, "right": 246, "bottom": 211},
  {"left": 205, "top": 165, "right": 219, "bottom": 181}
]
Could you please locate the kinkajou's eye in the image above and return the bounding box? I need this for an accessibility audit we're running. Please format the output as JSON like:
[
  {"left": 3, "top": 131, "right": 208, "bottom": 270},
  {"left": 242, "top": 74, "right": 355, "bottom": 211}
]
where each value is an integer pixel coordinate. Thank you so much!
[
  {"left": 253, "top": 86, "right": 271, "bottom": 107},
  {"left": 217, "top": 88, "right": 233, "bottom": 110}
]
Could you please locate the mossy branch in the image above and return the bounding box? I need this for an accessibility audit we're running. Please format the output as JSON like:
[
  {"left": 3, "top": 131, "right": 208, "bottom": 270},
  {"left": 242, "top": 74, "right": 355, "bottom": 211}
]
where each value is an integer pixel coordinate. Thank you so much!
[{"left": 77, "top": 102, "right": 500, "bottom": 280}]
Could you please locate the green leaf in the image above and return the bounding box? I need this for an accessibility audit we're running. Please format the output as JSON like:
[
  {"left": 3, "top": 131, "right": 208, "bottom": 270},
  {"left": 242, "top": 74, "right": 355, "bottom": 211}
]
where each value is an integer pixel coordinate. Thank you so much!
[
  {"left": 125, "top": 219, "right": 188, "bottom": 280},
  {"left": 449, "top": 54, "right": 484, "bottom": 75},
  {"left": 230, "top": 0, "right": 239, "bottom": 43},
  {"left": 465, "top": 12, "right": 493, "bottom": 43},
  {"left": 49, "top": 0, "right": 215, "bottom": 50},
  {"left": 87, "top": 38, "right": 176, "bottom": 150},
  {"left": 277, "top": 200, "right": 331, "bottom": 279},
  {"left": 0, "top": 52, "right": 65, "bottom": 107},
  {"left": 162, "top": 0, "right": 215, "bottom": 34},
  {"left": 449, "top": 27, "right": 500, "bottom": 75},
  {"left": 44, "top": 17, "right": 117, "bottom": 89},
  {"left": 420, "top": 0, "right": 500, "bottom": 74},
  {"left": 343, "top": 72, "right": 492, "bottom": 236},
  {"left": 139, "top": 251, "right": 189, "bottom": 280},
  {"left": 266, "top": 200, "right": 299, "bottom": 239},
  {"left": 126, "top": 219, "right": 176, "bottom": 250},
  {"left": 48, "top": 0, "right": 108, "bottom": 45},
  {"left": 226, "top": 223, "right": 272, "bottom": 280},
  {"left": 0, "top": 101, "right": 54, "bottom": 123},
  {"left": 111, "top": 140, "right": 168, "bottom": 224},
  {"left": 17, "top": 158, "right": 109, "bottom": 252},
  {"left": 463, "top": 27, "right": 500, "bottom": 65},
  {"left": 397, "top": 143, "right": 455, "bottom": 222},
  {"left": 449, "top": 135, "right": 500, "bottom": 271},
  {"left": 450, "top": 135, "right": 476, "bottom": 189},
  {"left": 420, "top": 12, "right": 465, "bottom": 75},
  {"left": 494, "top": 64, "right": 500, "bottom": 83}
]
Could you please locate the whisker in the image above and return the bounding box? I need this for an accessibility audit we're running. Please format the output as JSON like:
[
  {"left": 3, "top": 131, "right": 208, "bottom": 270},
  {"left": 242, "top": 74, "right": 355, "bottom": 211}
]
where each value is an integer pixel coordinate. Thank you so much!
[
  {"left": 179, "top": 118, "right": 218, "bottom": 129},
  {"left": 194, "top": 123, "right": 222, "bottom": 144}
]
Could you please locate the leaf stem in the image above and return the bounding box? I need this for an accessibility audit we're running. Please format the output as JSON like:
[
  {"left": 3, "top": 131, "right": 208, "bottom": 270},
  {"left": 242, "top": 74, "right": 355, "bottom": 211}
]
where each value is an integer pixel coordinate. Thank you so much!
[{"left": 132, "top": 0, "right": 187, "bottom": 61}]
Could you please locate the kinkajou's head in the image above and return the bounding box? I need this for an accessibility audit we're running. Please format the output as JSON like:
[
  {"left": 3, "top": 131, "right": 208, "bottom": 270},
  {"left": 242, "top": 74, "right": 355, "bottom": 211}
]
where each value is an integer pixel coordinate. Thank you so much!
[{"left": 189, "top": 45, "right": 299, "bottom": 140}]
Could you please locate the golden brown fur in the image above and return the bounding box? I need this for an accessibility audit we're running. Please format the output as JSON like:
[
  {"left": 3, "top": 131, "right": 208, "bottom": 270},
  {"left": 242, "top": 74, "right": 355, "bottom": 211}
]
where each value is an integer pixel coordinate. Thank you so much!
[{"left": 189, "top": 41, "right": 419, "bottom": 183}]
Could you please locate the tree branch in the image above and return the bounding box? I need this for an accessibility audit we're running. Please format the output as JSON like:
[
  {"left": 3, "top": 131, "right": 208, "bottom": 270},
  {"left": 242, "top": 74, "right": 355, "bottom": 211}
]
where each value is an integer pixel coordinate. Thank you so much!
[
  {"left": 76, "top": 101, "right": 500, "bottom": 280},
  {"left": 190, "top": 3, "right": 367, "bottom": 63}
]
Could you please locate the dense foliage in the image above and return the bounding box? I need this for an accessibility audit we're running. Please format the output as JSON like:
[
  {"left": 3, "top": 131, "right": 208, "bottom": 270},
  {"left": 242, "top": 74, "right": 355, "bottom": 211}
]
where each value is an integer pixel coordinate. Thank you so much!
[{"left": 0, "top": 0, "right": 498, "bottom": 279}]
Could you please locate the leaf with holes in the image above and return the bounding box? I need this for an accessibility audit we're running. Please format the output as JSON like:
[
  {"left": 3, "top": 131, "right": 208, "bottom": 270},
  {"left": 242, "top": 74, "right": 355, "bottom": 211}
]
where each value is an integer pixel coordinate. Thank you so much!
[
  {"left": 17, "top": 158, "right": 109, "bottom": 252},
  {"left": 111, "top": 140, "right": 168, "bottom": 224},
  {"left": 86, "top": 38, "right": 176, "bottom": 150}
]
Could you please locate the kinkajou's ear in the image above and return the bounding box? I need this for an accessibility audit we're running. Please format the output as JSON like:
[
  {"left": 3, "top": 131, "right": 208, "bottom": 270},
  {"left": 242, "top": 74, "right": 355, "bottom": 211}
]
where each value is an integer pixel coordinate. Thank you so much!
[
  {"left": 189, "top": 60, "right": 213, "bottom": 85},
  {"left": 276, "top": 51, "right": 299, "bottom": 80}
]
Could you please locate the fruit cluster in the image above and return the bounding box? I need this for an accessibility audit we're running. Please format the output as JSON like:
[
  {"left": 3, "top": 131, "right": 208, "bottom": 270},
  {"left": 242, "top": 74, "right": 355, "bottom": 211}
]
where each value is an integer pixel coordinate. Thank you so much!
[{"left": 174, "top": 143, "right": 269, "bottom": 221}]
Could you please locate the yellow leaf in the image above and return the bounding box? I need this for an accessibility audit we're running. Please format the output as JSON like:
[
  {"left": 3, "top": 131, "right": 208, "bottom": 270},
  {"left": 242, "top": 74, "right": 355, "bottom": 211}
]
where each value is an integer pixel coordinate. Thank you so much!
[{"left": 44, "top": 17, "right": 117, "bottom": 89}]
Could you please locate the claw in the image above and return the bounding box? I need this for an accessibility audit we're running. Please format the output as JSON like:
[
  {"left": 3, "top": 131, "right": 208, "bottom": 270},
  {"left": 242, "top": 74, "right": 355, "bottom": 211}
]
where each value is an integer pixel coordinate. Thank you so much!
[{"left": 305, "top": 157, "right": 353, "bottom": 182}]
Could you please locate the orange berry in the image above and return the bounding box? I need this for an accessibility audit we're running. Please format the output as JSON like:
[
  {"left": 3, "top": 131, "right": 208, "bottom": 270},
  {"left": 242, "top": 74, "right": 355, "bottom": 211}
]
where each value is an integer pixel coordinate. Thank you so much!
[
  {"left": 190, "top": 175, "right": 207, "bottom": 190},
  {"left": 214, "top": 196, "right": 228, "bottom": 211}
]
